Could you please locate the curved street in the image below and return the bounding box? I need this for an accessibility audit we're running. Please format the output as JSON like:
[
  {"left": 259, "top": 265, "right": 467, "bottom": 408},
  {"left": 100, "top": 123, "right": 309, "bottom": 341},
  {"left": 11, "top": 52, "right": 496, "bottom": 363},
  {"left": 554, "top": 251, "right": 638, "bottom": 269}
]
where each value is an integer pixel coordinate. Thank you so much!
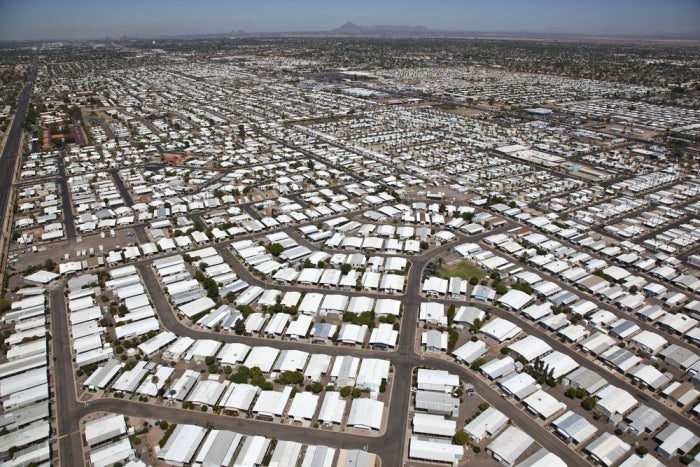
[{"left": 52, "top": 224, "right": 590, "bottom": 467}]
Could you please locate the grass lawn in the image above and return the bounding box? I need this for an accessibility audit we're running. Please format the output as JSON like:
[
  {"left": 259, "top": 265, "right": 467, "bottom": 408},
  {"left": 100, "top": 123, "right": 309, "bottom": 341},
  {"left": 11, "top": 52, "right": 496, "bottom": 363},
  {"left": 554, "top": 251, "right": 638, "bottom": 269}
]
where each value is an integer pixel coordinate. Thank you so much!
[{"left": 437, "top": 260, "right": 486, "bottom": 280}]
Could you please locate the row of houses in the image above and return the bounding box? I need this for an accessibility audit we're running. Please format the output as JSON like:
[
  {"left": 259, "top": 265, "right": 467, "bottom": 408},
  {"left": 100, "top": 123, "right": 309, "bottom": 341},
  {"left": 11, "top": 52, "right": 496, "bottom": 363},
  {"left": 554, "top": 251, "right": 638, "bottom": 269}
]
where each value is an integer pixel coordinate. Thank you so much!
[{"left": 0, "top": 289, "right": 52, "bottom": 465}]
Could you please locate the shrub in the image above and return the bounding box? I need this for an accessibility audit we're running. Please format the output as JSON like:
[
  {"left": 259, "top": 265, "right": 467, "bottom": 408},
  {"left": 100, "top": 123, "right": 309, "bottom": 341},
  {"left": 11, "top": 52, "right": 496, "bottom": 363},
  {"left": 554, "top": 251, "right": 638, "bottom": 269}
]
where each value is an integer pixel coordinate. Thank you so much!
[
  {"left": 452, "top": 431, "right": 469, "bottom": 445},
  {"left": 581, "top": 397, "right": 596, "bottom": 411}
]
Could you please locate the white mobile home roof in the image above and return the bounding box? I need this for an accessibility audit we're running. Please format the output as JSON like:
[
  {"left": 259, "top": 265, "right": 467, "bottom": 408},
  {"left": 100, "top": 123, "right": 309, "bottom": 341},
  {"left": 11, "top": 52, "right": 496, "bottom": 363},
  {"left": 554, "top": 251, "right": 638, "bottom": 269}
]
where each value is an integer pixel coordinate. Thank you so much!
[
  {"left": 617, "top": 453, "right": 665, "bottom": 467},
  {"left": 117, "top": 283, "right": 144, "bottom": 300},
  {"left": 112, "top": 361, "right": 148, "bottom": 393},
  {"left": 452, "top": 340, "right": 487, "bottom": 364},
  {"left": 264, "top": 313, "right": 290, "bottom": 336},
  {"left": 194, "top": 430, "right": 242, "bottom": 467},
  {"left": 163, "top": 336, "right": 195, "bottom": 361},
  {"left": 178, "top": 296, "right": 216, "bottom": 318},
  {"left": 0, "top": 421, "right": 49, "bottom": 461},
  {"left": 516, "top": 448, "right": 567, "bottom": 467},
  {"left": 330, "top": 356, "right": 360, "bottom": 387},
  {"left": 481, "top": 317, "right": 522, "bottom": 342},
  {"left": 137, "top": 365, "right": 173, "bottom": 397},
  {"left": 412, "top": 412, "right": 456, "bottom": 437},
  {"left": 158, "top": 424, "right": 207, "bottom": 465},
  {"left": 585, "top": 432, "right": 631, "bottom": 466},
  {"left": 304, "top": 353, "right": 332, "bottom": 382},
  {"left": 656, "top": 423, "right": 698, "bottom": 459},
  {"left": 595, "top": 385, "right": 638, "bottom": 418},
  {"left": 487, "top": 426, "right": 534, "bottom": 466},
  {"left": 287, "top": 392, "right": 319, "bottom": 421},
  {"left": 540, "top": 351, "right": 579, "bottom": 379},
  {"left": 302, "top": 445, "right": 335, "bottom": 467},
  {"left": 73, "top": 334, "right": 103, "bottom": 355},
  {"left": 0, "top": 354, "right": 46, "bottom": 379},
  {"left": 153, "top": 254, "right": 185, "bottom": 270},
  {"left": 221, "top": 383, "right": 260, "bottom": 412},
  {"left": 298, "top": 292, "right": 324, "bottom": 314},
  {"left": 409, "top": 436, "right": 463, "bottom": 463},
  {"left": 138, "top": 330, "right": 176, "bottom": 356},
  {"left": 217, "top": 343, "right": 251, "bottom": 366},
  {"left": 374, "top": 298, "right": 401, "bottom": 316},
  {"left": 83, "top": 359, "right": 122, "bottom": 389},
  {"left": 11, "top": 295, "right": 45, "bottom": 311},
  {"left": 498, "top": 289, "right": 534, "bottom": 311},
  {"left": 355, "top": 358, "right": 390, "bottom": 392},
  {"left": 253, "top": 386, "right": 292, "bottom": 418},
  {"left": 415, "top": 390, "right": 459, "bottom": 417},
  {"left": 0, "top": 401, "right": 49, "bottom": 433},
  {"left": 523, "top": 389, "right": 567, "bottom": 419},
  {"left": 285, "top": 314, "right": 313, "bottom": 339},
  {"left": 234, "top": 435, "right": 271, "bottom": 467},
  {"left": 268, "top": 440, "right": 303, "bottom": 467},
  {"left": 0, "top": 368, "right": 47, "bottom": 397},
  {"left": 167, "top": 369, "right": 199, "bottom": 401},
  {"left": 123, "top": 294, "right": 150, "bottom": 311},
  {"left": 166, "top": 279, "right": 199, "bottom": 295},
  {"left": 3, "top": 383, "right": 48, "bottom": 411},
  {"left": 235, "top": 285, "right": 264, "bottom": 306},
  {"left": 105, "top": 274, "right": 141, "bottom": 290},
  {"left": 562, "top": 367, "right": 607, "bottom": 395},
  {"left": 509, "top": 336, "right": 552, "bottom": 362},
  {"left": 89, "top": 438, "right": 134, "bottom": 467},
  {"left": 187, "top": 379, "right": 227, "bottom": 406},
  {"left": 189, "top": 246, "right": 217, "bottom": 259},
  {"left": 551, "top": 410, "right": 597, "bottom": 445},
  {"left": 114, "top": 317, "right": 160, "bottom": 340},
  {"left": 186, "top": 339, "right": 222, "bottom": 362},
  {"left": 369, "top": 323, "right": 398, "bottom": 348},
  {"left": 464, "top": 406, "right": 509, "bottom": 442},
  {"left": 110, "top": 265, "right": 137, "bottom": 279},
  {"left": 480, "top": 356, "right": 516, "bottom": 380},
  {"left": 499, "top": 373, "right": 538, "bottom": 400},
  {"left": 318, "top": 391, "right": 346, "bottom": 425},
  {"left": 244, "top": 346, "right": 280, "bottom": 373},
  {"left": 273, "top": 349, "right": 309, "bottom": 373},
  {"left": 68, "top": 296, "right": 95, "bottom": 312},
  {"left": 84, "top": 413, "right": 127, "bottom": 447},
  {"left": 6, "top": 339, "right": 46, "bottom": 361},
  {"left": 347, "top": 398, "right": 384, "bottom": 430}
]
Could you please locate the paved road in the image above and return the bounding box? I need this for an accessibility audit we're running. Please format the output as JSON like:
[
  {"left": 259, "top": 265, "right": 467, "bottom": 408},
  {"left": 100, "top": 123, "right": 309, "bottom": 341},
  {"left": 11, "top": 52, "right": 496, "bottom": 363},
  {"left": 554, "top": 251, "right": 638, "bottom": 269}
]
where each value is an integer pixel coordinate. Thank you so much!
[
  {"left": 110, "top": 168, "right": 134, "bottom": 207},
  {"left": 0, "top": 52, "right": 37, "bottom": 228},
  {"left": 56, "top": 154, "right": 77, "bottom": 240},
  {"left": 50, "top": 221, "right": 595, "bottom": 467},
  {"left": 50, "top": 286, "right": 85, "bottom": 467},
  {"left": 49, "top": 209, "right": 700, "bottom": 466}
]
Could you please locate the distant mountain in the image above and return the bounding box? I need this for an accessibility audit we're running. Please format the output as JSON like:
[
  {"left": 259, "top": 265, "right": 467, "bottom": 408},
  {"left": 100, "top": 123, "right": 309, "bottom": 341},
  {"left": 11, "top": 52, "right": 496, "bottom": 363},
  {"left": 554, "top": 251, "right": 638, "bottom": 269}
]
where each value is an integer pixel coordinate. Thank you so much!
[
  {"left": 333, "top": 22, "right": 367, "bottom": 34},
  {"left": 332, "top": 22, "right": 432, "bottom": 35}
]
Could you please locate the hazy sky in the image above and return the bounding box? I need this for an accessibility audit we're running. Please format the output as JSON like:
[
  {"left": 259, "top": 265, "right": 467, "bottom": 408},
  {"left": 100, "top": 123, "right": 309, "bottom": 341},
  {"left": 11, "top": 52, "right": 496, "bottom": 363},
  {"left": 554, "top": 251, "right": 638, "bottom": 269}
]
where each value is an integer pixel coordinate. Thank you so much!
[{"left": 1, "top": 0, "right": 699, "bottom": 40}]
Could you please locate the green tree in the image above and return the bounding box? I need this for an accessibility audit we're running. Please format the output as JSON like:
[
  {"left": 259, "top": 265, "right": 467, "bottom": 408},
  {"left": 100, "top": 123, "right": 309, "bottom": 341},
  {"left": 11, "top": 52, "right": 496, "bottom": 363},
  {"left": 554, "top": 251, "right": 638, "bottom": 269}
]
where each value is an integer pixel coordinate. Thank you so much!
[
  {"left": 267, "top": 243, "right": 284, "bottom": 257},
  {"left": 307, "top": 382, "right": 324, "bottom": 393},
  {"left": 581, "top": 397, "right": 596, "bottom": 411},
  {"left": 495, "top": 283, "right": 508, "bottom": 295},
  {"left": 452, "top": 431, "right": 469, "bottom": 445},
  {"left": 277, "top": 371, "right": 304, "bottom": 385},
  {"left": 0, "top": 298, "right": 10, "bottom": 314},
  {"left": 233, "top": 318, "right": 245, "bottom": 335},
  {"left": 447, "top": 304, "right": 456, "bottom": 326}
]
